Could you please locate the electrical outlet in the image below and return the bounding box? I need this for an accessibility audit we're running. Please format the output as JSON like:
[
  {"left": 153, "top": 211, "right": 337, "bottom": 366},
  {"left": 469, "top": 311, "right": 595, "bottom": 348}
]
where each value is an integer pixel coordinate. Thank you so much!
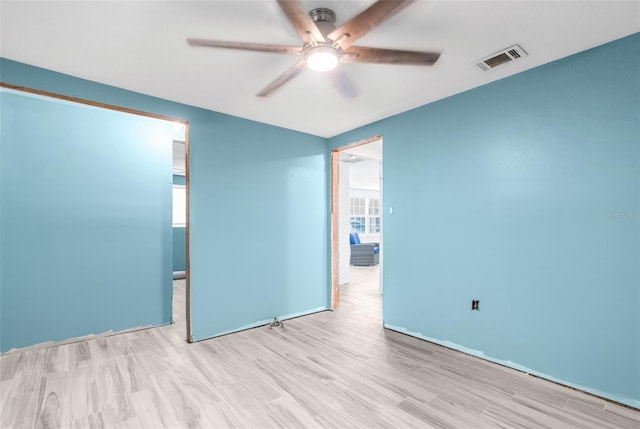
[{"left": 471, "top": 300, "right": 480, "bottom": 311}]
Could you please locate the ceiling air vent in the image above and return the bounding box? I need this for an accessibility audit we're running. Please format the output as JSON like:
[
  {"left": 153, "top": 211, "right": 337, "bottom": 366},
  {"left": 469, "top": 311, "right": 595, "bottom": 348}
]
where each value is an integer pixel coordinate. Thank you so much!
[{"left": 476, "top": 44, "right": 527, "bottom": 71}]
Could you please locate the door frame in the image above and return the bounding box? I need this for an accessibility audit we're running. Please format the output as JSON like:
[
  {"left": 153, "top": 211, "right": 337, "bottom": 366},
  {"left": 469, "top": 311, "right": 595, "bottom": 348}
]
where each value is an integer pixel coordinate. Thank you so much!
[
  {"left": 330, "top": 134, "right": 382, "bottom": 310},
  {"left": 183, "top": 125, "right": 193, "bottom": 343}
]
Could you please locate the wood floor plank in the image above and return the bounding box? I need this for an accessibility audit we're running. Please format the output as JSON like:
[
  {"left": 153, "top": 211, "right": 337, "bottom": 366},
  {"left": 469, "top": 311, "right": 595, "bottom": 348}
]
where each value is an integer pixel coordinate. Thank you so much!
[
  {"left": 34, "top": 371, "right": 70, "bottom": 429},
  {"left": 1, "top": 392, "right": 38, "bottom": 429},
  {"left": 604, "top": 401, "right": 640, "bottom": 423},
  {"left": 113, "top": 354, "right": 153, "bottom": 395},
  {"left": 200, "top": 400, "right": 252, "bottom": 428},
  {"left": 314, "top": 404, "right": 378, "bottom": 429},
  {"left": 398, "top": 397, "right": 472, "bottom": 429},
  {"left": 149, "top": 367, "right": 218, "bottom": 428},
  {"left": 42, "top": 346, "right": 69, "bottom": 375},
  {"left": 66, "top": 365, "right": 100, "bottom": 423},
  {"left": 94, "top": 362, "right": 136, "bottom": 426},
  {"left": 0, "top": 353, "right": 21, "bottom": 382},
  {"left": 561, "top": 394, "right": 639, "bottom": 429},
  {"left": 68, "top": 342, "right": 92, "bottom": 371},
  {"left": 262, "top": 395, "right": 323, "bottom": 429},
  {"left": 423, "top": 397, "right": 502, "bottom": 428},
  {"left": 129, "top": 389, "right": 175, "bottom": 429}
]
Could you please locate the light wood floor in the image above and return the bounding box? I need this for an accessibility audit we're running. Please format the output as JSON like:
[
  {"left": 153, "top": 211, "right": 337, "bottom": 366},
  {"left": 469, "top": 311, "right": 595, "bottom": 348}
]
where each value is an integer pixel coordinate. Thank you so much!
[{"left": 1, "top": 266, "right": 639, "bottom": 428}]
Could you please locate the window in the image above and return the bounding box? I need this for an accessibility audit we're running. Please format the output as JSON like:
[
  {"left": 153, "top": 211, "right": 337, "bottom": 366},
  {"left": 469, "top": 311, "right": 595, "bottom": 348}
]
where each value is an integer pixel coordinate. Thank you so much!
[
  {"left": 351, "top": 196, "right": 380, "bottom": 234},
  {"left": 172, "top": 185, "right": 186, "bottom": 226},
  {"left": 350, "top": 197, "right": 366, "bottom": 233},
  {"left": 368, "top": 198, "right": 380, "bottom": 233}
]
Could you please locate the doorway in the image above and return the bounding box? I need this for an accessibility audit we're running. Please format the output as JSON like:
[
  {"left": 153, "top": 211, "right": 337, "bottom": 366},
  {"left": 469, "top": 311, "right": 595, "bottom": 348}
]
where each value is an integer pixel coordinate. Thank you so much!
[{"left": 331, "top": 135, "right": 383, "bottom": 310}]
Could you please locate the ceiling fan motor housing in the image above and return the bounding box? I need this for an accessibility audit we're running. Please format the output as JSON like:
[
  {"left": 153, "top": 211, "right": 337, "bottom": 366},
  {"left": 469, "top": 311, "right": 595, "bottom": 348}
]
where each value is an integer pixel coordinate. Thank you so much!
[{"left": 309, "top": 8, "right": 337, "bottom": 39}]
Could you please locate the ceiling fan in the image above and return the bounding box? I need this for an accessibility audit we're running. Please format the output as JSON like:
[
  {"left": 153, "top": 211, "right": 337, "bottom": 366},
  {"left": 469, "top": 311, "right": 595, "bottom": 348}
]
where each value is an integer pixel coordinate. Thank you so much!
[{"left": 187, "top": 0, "right": 441, "bottom": 98}]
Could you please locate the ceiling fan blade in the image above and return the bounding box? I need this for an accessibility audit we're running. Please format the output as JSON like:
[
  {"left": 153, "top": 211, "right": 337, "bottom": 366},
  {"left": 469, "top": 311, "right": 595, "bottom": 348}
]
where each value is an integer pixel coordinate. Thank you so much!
[
  {"left": 328, "top": 0, "right": 415, "bottom": 49},
  {"left": 276, "top": 0, "right": 325, "bottom": 44},
  {"left": 343, "top": 46, "right": 440, "bottom": 65},
  {"left": 187, "top": 38, "right": 302, "bottom": 55},
  {"left": 329, "top": 68, "right": 357, "bottom": 98},
  {"left": 257, "top": 59, "right": 308, "bottom": 97}
]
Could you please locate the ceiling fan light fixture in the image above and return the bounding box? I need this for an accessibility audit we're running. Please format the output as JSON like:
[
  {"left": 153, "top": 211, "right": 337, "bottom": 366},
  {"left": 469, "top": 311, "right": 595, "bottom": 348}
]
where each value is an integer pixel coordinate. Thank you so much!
[
  {"left": 187, "top": 1, "right": 440, "bottom": 97},
  {"left": 306, "top": 46, "right": 339, "bottom": 72}
]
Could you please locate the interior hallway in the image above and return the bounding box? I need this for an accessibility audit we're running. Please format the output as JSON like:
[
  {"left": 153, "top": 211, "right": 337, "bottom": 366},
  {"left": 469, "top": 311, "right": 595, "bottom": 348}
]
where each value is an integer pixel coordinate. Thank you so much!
[{"left": 1, "top": 268, "right": 638, "bottom": 428}]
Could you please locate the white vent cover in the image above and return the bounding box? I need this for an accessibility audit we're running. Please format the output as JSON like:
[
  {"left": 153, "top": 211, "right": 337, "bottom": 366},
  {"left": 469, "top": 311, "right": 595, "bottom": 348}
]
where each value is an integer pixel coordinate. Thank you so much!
[{"left": 476, "top": 44, "right": 527, "bottom": 71}]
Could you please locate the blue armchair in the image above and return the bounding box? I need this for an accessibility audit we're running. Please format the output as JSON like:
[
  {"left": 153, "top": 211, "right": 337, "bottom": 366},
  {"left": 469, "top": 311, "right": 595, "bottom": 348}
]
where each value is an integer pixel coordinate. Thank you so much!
[{"left": 349, "top": 232, "right": 379, "bottom": 266}]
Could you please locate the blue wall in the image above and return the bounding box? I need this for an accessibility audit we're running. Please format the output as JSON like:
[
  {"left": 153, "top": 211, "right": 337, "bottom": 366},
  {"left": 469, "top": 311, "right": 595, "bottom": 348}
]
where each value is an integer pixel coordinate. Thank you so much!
[
  {"left": 189, "top": 114, "right": 328, "bottom": 336},
  {"left": 1, "top": 89, "right": 174, "bottom": 351},
  {"left": 173, "top": 174, "right": 186, "bottom": 186},
  {"left": 330, "top": 34, "right": 640, "bottom": 407},
  {"left": 0, "top": 58, "right": 329, "bottom": 348},
  {"left": 172, "top": 174, "right": 186, "bottom": 272}
]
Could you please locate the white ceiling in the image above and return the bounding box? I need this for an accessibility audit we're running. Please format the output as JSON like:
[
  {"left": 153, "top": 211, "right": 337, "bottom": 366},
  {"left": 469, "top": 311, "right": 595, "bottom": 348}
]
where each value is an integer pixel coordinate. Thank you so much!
[{"left": 1, "top": 1, "right": 638, "bottom": 138}]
